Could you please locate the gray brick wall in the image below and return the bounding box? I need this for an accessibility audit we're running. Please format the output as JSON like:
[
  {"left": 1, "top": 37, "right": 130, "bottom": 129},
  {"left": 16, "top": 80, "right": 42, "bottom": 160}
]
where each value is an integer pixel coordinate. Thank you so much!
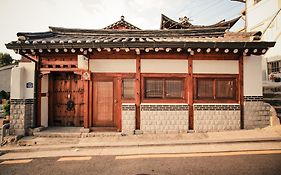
[
  {"left": 140, "top": 104, "right": 189, "bottom": 134},
  {"left": 194, "top": 104, "right": 240, "bottom": 132},
  {"left": 121, "top": 104, "right": 136, "bottom": 135},
  {"left": 10, "top": 99, "right": 34, "bottom": 136},
  {"left": 244, "top": 100, "right": 271, "bottom": 129}
]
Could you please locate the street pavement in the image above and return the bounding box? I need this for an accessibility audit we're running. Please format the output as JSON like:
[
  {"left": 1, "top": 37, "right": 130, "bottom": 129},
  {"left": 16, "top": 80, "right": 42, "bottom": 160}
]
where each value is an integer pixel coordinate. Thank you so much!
[{"left": 1, "top": 152, "right": 281, "bottom": 175}]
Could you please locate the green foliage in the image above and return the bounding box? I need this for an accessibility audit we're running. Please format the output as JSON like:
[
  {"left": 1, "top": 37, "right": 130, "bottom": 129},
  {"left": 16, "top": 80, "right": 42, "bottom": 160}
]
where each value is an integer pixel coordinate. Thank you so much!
[
  {"left": 0, "top": 90, "right": 9, "bottom": 99},
  {"left": 3, "top": 100, "right": 10, "bottom": 116},
  {"left": 0, "top": 52, "right": 13, "bottom": 67}
]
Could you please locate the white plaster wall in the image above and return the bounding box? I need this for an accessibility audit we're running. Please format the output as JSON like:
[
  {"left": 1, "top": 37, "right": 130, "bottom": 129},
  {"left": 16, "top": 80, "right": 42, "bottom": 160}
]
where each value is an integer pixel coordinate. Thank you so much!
[
  {"left": 247, "top": 0, "right": 279, "bottom": 32},
  {"left": 41, "top": 75, "right": 48, "bottom": 127},
  {"left": 141, "top": 59, "right": 188, "bottom": 73},
  {"left": 89, "top": 59, "right": 136, "bottom": 72},
  {"left": 244, "top": 55, "right": 262, "bottom": 96},
  {"left": 78, "top": 55, "right": 89, "bottom": 70},
  {"left": 20, "top": 62, "right": 35, "bottom": 99},
  {"left": 10, "top": 66, "right": 24, "bottom": 99},
  {"left": 193, "top": 60, "right": 239, "bottom": 74}
]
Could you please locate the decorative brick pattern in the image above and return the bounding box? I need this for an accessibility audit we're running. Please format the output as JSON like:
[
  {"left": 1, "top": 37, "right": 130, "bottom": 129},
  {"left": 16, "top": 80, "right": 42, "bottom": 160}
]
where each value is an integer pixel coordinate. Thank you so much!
[
  {"left": 244, "top": 96, "right": 263, "bottom": 101},
  {"left": 141, "top": 104, "right": 188, "bottom": 111},
  {"left": 194, "top": 104, "right": 240, "bottom": 132},
  {"left": 122, "top": 105, "right": 136, "bottom": 111},
  {"left": 10, "top": 99, "right": 34, "bottom": 136},
  {"left": 121, "top": 104, "right": 136, "bottom": 135},
  {"left": 140, "top": 104, "right": 189, "bottom": 134},
  {"left": 244, "top": 101, "right": 270, "bottom": 129},
  {"left": 194, "top": 104, "right": 240, "bottom": 111}
]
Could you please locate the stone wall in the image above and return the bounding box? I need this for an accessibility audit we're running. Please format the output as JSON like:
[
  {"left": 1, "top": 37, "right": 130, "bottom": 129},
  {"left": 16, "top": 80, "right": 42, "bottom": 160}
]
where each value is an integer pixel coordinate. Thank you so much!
[
  {"left": 121, "top": 104, "right": 136, "bottom": 135},
  {"left": 194, "top": 104, "right": 240, "bottom": 132},
  {"left": 9, "top": 99, "right": 34, "bottom": 136},
  {"left": 140, "top": 104, "right": 189, "bottom": 134},
  {"left": 244, "top": 96, "right": 271, "bottom": 129}
]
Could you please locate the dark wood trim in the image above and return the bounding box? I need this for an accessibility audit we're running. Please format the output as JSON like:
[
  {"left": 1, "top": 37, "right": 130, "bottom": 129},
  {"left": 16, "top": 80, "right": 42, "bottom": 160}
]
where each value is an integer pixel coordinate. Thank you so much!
[
  {"left": 36, "top": 55, "right": 42, "bottom": 127},
  {"left": 40, "top": 68, "right": 80, "bottom": 72},
  {"left": 193, "top": 74, "right": 239, "bottom": 78},
  {"left": 142, "top": 99, "right": 186, "bottom": 103},
  {"left": 239, "top": 55, "right": 244, "bottom": 129},
  {"left": 135, "top": 55, "right": 141, "bottom": 130},
  {"left": 93, "top": 73, "right": 135, "bottom": 78},
  {"left": 188, "top": 57, "right": 193, "bottom": 130}
]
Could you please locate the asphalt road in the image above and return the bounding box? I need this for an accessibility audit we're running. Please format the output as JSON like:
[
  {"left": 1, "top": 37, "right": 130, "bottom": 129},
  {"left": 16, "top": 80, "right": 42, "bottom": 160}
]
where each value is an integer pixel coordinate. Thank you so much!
[{"left": 1, "top": 153, "right": 281, "bottom": 175}]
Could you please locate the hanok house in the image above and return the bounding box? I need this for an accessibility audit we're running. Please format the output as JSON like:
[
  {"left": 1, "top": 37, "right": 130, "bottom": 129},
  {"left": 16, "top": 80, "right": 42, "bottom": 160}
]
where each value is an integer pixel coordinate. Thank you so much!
[{"left": 5, "top": 15, "right": 275, "bottom": 136}]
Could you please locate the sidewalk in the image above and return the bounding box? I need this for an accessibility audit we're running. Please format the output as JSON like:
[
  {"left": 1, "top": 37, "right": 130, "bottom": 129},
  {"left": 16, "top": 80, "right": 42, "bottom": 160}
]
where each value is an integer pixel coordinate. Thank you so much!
[{"left": 1, "top": 125, "right": 281, "bottom": 153}]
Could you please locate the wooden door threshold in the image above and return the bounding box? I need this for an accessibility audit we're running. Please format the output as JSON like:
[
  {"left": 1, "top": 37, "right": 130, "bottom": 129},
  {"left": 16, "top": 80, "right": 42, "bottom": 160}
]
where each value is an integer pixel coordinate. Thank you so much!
[{"left": 91, "top": 127, "right": 118, "bottom": 132}]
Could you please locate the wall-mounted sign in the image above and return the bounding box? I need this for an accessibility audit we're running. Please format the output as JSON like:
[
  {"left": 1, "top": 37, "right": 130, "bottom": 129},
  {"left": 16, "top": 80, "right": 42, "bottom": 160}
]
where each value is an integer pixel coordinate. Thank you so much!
[{"left": 26, "top": 82, "right": 33, "bottom": 88}]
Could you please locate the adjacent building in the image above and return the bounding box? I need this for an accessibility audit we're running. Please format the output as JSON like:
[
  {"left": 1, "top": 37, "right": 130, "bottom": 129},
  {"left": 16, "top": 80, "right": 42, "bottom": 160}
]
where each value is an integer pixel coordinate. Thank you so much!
[{"left": 5, "top": 15, "right": 275, "bottom": 135}]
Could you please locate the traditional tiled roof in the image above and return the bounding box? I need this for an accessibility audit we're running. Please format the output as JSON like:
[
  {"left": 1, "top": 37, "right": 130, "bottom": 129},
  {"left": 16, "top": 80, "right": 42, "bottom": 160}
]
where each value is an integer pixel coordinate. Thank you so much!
[
  {"left": 160, "top": 14, "right": 241, "bottom": 30},
  {"left": 103, "top": 16, "right": 141, "bottom": 30},
  {"left": 5, "top": 25, "right": 275, "bottom": 55}
]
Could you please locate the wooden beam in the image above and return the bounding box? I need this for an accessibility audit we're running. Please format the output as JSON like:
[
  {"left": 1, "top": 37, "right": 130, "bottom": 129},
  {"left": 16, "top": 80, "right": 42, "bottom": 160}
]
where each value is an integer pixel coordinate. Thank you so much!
[
  {"left": 40, "top": 68, "right": 80, "bottom": 72},
  {"left": 239, "top": 55, "right": 244, "bottom": 129},
  {"left": 135, "top": 55, "right": 141, "bottom": 130}
]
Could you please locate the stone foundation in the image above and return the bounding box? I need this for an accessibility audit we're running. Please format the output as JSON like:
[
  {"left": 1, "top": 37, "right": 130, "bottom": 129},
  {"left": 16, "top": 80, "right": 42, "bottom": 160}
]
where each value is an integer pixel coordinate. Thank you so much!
[
  {"left": 9, "top": 99, "right": 34, "bottom": 136},
  {"left": 244, "top": 96, "right": 271, "bottom": 129},
  {"left": 194, "top": 104, "right": 240, "bottom": 132},
  {"left": 121, "top": 104, "right": 136, "bottom": 135},
  {"left": 140, "top": 104, "right": 189, "bottom": 134}
]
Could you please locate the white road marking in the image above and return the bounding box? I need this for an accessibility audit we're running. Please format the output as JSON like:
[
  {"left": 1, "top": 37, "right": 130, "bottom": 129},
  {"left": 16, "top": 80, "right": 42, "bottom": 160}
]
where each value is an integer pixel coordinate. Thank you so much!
[
  {"left": 115, "top": 150, "right": 281, "bottom": 160},
  {"left": 57, "top": 156, "right": 92, "bottom": 161},
  {"left": 0, "top": 159, "right": 33, "bottom": 165}
]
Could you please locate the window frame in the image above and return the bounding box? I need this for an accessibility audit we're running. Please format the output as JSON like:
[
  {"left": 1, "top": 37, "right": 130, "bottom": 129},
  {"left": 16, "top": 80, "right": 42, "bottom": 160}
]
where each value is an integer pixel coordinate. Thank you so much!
[
  {"left": 193, "top": 75, "right": 238, "bottom": 103},
  {"left": 141, "top": 74, "right": 187, "bottom": 103},
  {"left": 121, "top": 78, "right": 136, "bottom": 100}
]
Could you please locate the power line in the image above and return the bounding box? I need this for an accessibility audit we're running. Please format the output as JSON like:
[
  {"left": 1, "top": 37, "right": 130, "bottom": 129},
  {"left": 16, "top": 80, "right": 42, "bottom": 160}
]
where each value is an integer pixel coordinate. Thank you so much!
[{"left": 189, "top": 0, "right": 223, "bottom": 18}]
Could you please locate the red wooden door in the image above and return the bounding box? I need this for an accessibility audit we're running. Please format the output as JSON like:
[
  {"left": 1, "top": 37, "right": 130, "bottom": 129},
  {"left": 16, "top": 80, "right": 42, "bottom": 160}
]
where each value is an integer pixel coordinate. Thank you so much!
[
  {"left": 50, "top": 73, "right": 84, "bottom": 127},
  {"left": 93, "top": 80, "right": 115, "bottom": 127}
]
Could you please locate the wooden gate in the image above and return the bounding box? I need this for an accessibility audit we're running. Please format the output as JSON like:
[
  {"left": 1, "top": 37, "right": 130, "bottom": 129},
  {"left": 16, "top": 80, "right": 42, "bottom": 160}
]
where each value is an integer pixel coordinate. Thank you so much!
[{"left": 49, "top": 72, "right": 84, "bottom": 126}]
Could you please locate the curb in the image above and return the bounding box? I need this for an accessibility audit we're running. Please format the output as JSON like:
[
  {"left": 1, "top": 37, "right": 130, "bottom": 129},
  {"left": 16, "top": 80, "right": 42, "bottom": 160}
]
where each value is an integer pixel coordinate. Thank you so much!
[{"left": 1, "top": 137, "right": 281, "bottom": 154}]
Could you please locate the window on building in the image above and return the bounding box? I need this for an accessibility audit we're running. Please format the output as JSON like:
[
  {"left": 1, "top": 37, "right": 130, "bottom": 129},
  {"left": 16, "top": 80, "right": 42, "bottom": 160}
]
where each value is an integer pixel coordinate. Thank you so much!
[
  {"left": 195, "top": 77, "right": 237, "bottom": 101},
  {"left": 122, "top": 79, "right": 135, "bottom": 99},
  {"left": 268, "top": 61, "right": 281, "bottom": 74},
  {"left": 144, "top": 78, "right": 184, "bottom": 99}
]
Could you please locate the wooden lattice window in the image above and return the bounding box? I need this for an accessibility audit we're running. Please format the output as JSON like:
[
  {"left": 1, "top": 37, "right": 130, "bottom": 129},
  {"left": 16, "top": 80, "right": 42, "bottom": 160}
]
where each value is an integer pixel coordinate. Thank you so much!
[
  {"left": 195, "top": 77, "right": 237, "bottom": 102},
  {"left": 144, "top": 78, "right": 184, "bottom": 99},
  {"left": 122, "top": 79, "right": 135, "bottom": 99}
]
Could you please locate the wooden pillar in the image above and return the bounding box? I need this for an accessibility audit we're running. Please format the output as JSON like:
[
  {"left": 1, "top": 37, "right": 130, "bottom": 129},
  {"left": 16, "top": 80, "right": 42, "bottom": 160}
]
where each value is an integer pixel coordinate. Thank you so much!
[
  {"left": 48, "top": 73, "right": 54, "bottom": 126},
  {"left": 239, "top": 55, "right": 244, "bottom": 129},
  {"left": 36, "top": 55, "right": 42, "bottom": 127},
  {"left": 135, "top": 55, "right": 141, "bottom": 130},
  {"left": 89, "top": 79, "right": 93, "bottom": 128},
  {"left": 83, "top": 80, "right": 89, "bottom": 128},
  {"left": 188, "top": 56, "right": 194, "bottom": 130},
  {"left": 116, "top": 77, "right": 122, "bottom": 131}
]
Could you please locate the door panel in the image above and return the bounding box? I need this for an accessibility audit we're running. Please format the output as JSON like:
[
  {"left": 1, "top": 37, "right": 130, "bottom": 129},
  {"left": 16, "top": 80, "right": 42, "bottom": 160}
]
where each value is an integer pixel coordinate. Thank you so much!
[
  {"left": 93, "top": 81, "right": 114, "bottom": 126},
  {"left": 50, "top": 73, "right": 84, "bottom": 127}
]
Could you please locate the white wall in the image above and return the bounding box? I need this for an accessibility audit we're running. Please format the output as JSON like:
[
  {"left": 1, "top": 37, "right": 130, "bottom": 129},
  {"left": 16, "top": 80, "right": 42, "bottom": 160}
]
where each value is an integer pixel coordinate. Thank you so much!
[
  {"left": 10, "top": 66, "right": 24, "bottom": 99},
  {"left": 10, "top": 62, "right": 35, "bottom": 99},
  {"left": 244, "top": 55, "right": 263, "bottom": 96},
  {"left": 41, "top": 75, "right": 48, "bottom": 127},
  {"left": 141, "top": 59, "right": 188, "bottom": 73},
  {"left": 89, "top": 59, "right": 136, "bottom": 72},
  {"left": 193, "top": 60, "right": 239, "bottom": 74}
]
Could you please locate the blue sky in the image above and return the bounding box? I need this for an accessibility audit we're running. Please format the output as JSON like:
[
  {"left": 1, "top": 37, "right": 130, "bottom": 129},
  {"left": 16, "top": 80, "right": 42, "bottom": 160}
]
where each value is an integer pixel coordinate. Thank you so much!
[{"left": 0, "top": 0, "right": 245, "bottom": 60}]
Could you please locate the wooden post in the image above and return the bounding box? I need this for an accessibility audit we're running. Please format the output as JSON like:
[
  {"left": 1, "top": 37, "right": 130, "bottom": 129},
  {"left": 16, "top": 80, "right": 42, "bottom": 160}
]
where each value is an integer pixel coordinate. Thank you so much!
[
  {"left": 89, "top": 78, "right": 93, "bottom": 128},
  {"left": 36, "top": 55, "right": 42, "bottom": 127},
  {"left": 239, "top": 55, "right": 244, "bottom": 129},
  {"left": 135, "top": 55, "right": 141, "bottom": 130},
  {"left": 116, "top": 77, "right": 122, "bottom": 131},
  {"left": 188, "top": 56, "right": 194, "bottom": 130},
  {"left": 83, "top": 80, "right": 89, "bottom": 128}
]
